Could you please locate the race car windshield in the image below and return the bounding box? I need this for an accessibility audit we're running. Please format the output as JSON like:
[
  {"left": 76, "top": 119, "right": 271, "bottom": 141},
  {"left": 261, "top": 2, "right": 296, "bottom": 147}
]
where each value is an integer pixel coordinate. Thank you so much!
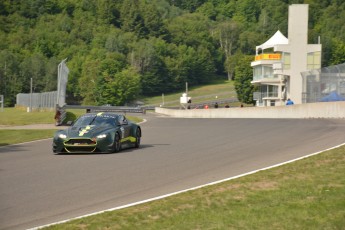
[{"left": 73, "top": 115, "right": 116, "bottom": 127}]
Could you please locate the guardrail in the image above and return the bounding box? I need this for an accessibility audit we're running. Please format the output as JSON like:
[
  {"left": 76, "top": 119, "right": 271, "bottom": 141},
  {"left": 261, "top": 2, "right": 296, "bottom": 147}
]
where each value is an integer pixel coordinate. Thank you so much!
[
  {"left": 64, "top": 105, "right": 146, "bottom": 114},
  {"left": 147, "top": 98, "right": 239, "bottom": 110},
  {"left": 54, "top": 105, "right": 147, "bottom": 126},
  {"left": 189, "top": 98, "right": 239, "bottom": 109}
]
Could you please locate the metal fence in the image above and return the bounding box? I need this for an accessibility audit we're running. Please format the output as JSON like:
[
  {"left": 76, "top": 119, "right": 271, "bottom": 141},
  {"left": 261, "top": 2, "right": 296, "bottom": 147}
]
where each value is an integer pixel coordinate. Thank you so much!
[
  {"left": 16, "top": 91, "right": 57, "bottom": 109},
  {"left": 15, "top": 59, "right": 69, "bottom": 111},
  {"left": 302, "top": 62, "right": 345, "bottom": 103},
  {"left": 57, "top": 59, "right": 69, "bottom": 107}
]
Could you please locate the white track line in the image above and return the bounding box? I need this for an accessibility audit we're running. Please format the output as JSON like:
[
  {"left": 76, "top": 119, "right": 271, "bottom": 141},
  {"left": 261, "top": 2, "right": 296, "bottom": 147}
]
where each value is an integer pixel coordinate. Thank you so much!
[
  {"left": 29, "top": 142, "right": 345, "bottom": 230},
  {"left": 0, "top": 138, "right": 52, "bottom": 148}
]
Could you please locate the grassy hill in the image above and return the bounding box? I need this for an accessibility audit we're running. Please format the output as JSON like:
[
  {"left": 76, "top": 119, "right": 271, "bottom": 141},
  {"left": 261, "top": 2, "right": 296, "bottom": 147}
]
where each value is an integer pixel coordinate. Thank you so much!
[{"left": 141, "top": 80, "right": 238, "bottom": 107}]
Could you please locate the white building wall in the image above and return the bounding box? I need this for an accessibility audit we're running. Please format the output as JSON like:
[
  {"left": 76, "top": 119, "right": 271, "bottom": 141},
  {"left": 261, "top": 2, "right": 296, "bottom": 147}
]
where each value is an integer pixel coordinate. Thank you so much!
[
  {"left": 252, "top": 4, "right": 322, "bottom": 106},
  {"left": 288, "top": 4, "right": 309, "bottom": 104}
]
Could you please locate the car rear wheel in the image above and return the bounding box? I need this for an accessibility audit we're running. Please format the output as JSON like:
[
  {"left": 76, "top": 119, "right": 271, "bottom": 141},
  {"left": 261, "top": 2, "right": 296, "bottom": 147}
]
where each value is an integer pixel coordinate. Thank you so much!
[
  {"left": 113, "top": 133, "right": 121, "bottom": 153},
  {"left": 135, "top": 128, "right": 141, "bottom": 148}
]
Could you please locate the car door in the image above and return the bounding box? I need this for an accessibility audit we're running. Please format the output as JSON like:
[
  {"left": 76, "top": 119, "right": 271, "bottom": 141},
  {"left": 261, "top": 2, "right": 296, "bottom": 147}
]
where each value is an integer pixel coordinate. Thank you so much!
[{"left": 118, "top": 115, "right": 131, "bottom": 143}]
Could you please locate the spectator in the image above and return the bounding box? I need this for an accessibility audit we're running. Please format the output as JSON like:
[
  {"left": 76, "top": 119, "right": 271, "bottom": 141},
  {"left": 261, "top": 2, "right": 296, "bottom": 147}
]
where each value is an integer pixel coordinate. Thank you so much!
[
  {"left": 225, "top": 104, "right": 230, "bottom": 108},
  {"left": 286, "top": 98, "right": 294, "bottom": 105},
  {"left": 54, "top": 109, "right": 61, "bottom": 126},
  {"left": 214, "top": 102, "right": 219, "bottom": 108}
]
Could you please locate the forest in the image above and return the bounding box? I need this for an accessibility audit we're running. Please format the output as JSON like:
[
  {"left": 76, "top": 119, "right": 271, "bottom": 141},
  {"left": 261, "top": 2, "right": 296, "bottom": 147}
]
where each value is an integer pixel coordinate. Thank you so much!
[{"left": 1, "top": 0, "right": 345, "bottom": 106}]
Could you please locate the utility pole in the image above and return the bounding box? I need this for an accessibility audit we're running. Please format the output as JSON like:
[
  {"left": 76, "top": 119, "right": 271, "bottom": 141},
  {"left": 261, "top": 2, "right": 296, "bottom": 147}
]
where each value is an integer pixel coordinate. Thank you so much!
[
  {"left": 29, "top": 78, "right": 33, "bottom": 112},
  {"left": 0, "top": 95, "right": 3, "bottom": 112},
  {"left": 162, "top": 93, "right": 164, "bottom": 106}
]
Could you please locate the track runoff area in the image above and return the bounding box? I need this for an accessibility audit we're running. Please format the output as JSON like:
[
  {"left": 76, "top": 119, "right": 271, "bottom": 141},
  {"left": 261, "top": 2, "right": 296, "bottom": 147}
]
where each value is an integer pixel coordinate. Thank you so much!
[{"left": 30, "top": 142, "right": 345, "bottom": 230}]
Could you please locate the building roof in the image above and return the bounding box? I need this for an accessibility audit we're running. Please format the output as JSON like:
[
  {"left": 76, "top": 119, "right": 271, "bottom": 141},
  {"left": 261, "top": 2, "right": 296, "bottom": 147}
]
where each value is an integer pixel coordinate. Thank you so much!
[{"left": 256, "top": 30, "right": 289, "bottom": 51}]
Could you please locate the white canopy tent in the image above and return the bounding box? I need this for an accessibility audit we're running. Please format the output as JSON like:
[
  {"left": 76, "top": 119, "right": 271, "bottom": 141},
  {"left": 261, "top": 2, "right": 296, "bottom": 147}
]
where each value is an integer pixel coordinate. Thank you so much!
[{"left": 256, "top": 30, "right": 289, "bottom": 54}]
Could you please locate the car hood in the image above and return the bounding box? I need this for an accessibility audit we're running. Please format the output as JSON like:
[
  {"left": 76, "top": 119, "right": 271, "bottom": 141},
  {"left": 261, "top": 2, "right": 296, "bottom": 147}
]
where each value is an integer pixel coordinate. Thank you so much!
[{"left": 66, "top": 125, "right": 113, "bottom": 138}]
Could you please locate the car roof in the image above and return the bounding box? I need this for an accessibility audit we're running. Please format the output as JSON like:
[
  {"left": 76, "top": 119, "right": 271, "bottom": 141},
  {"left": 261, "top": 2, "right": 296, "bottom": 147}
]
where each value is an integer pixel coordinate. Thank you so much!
[{"left": 81, "top": 112, "right": 121, "bottom": 118}]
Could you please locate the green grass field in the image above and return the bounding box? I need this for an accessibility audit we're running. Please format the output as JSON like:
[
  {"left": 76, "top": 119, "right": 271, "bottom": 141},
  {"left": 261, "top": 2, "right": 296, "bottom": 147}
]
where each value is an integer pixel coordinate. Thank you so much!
[
  {"left": 0, "top": 107, "right": 57, "bottom": 125},
  {"left": 141, "top": 80, "right": 237, "bottom": 106},
  {"left": 0, "top": 129, "right": 57, "bottom": 146},
  {"left": 0, "top": 108, "right": 141, "bottom": 146}
]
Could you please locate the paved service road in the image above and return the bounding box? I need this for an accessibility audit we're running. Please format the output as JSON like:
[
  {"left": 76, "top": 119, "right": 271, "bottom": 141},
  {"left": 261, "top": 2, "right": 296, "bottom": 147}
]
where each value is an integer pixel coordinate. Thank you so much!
[{"left": 1, "top": 114, "right": 345, "bottom": 229}]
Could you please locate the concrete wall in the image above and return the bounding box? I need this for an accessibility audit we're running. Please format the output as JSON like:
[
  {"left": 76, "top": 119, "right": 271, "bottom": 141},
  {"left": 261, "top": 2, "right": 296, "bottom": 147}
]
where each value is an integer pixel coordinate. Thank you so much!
[
  {"left": 155, "top": 102, "right": 345, "bottom": 119},
  {"left": 288, "top": 4, "right": 309, "bottom": 105}
]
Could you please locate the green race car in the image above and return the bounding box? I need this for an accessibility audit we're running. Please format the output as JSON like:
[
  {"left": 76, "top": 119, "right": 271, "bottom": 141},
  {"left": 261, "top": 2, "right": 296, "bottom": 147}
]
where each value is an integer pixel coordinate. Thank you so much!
[{"left": 52, "top": 112, "right": 141, "bottom": 154}]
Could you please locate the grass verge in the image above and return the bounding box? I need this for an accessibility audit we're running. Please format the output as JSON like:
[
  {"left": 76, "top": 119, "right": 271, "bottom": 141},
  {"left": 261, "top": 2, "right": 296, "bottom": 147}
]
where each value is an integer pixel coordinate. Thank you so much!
[
  {"left": 0, "top": 107, "right": 57, "bottom": 125},
  {"left": 0, "top": 129, "right": 57, "bottom": 146},
  {"left": 141, "top": 80, "right": 237, "bottom": 106},
  {"left": 45, "top": 145, "right": 345, "bottom": 230},
  {"left": 0, "top": 108, "right": 142, "bottom": 146}
]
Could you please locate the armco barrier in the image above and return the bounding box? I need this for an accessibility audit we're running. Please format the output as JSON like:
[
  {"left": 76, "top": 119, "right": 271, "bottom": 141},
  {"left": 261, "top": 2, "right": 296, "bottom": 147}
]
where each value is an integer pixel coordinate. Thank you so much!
[
  {"left": 64, "top": 105, "right": 146, "bottom": 114},
  {"left": 54, "top": 105, "right": 146, "bottom": 126},
  {"left": 155, "top": 102, "right": 345, "bottom": 119}
]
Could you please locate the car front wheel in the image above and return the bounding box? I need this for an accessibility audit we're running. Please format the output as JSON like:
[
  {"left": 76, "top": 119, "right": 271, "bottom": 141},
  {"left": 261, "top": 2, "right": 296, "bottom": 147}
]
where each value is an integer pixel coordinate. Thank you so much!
[
  {"left": 135, "top": 128, "right": 141, "bottom": 148},
  {"left": 113, "top": 133, "right": 121, "bottom": 153}
]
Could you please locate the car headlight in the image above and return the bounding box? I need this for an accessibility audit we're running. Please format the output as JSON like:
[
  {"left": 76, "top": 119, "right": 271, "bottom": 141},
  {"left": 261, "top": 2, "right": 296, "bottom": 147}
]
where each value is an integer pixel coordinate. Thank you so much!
[
  {"left": 58, "top": 133, "right": 67, "bottom": 139},
  {"left": 97, "top": 134, "right": 107, "bottom": 139}
]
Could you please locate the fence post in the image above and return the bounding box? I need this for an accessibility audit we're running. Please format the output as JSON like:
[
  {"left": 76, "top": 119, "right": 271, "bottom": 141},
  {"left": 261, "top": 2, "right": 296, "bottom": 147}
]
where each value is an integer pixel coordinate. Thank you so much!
[{"left": 0, "top": 95, "right": 3, "bottom": 112}]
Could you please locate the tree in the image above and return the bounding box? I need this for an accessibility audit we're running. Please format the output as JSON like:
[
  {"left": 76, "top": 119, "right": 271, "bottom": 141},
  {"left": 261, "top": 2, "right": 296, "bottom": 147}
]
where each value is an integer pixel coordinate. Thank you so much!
[
  {"left": 20, "top": 53, "right": 47, "bottom": 93},
  {"left": 213, "top": 20, "right": 242, "bottom": 80},
  {"left": 78, "top": 52, "right": 103, "bottom": 105},
  {"left": 167, "top": 13, "right": 213, "bottom": 48},
  {"left": 43, "top": 57, "right": 58, "bottom": 92},
  {"left": 168, "top": 0, "right": 207, "bottom": 12},
  {"left": 2, "top": 0, "right": 345, "bottom": 107},
  {"left": 234, "top": 55, "right": 255, "bottom": 104},
  {"left": 120, "top": 0, "right": 146, "bottom": 38},
  {"left": 0, "top": 50, "right": 21, "bottom": 106},
  {"left": 140, "top": 58, "right": 168, "bottom": 96},
  {"left": 99, "top": 67, "right": 141, "bottom": 106},
  {"left": 140, "top": 2, "right": 167, "bottom": 38},
  {"left": 330, "top": 38, "right": 345, "bottom": 65},
  {"left": 233, "top": 0, "right": 260, "bottom": 24}
]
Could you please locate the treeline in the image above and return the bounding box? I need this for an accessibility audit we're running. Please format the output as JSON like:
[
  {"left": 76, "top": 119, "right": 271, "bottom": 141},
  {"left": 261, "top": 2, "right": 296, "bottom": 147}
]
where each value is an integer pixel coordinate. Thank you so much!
[{"left": 1, "top": 0, "right": 345, "bottom": 106}]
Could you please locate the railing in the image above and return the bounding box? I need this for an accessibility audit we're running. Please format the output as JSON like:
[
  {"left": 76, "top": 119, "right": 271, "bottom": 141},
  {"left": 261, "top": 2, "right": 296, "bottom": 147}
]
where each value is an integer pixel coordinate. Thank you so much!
[
  {"left": 252, "top": 74, "right": 277, "bottom": 81},
  {"left": 64, "top": 105, "right": 146, "bottom": 114},
  {"left": 255, "top": 53, "right": 281, "bottom": 61},
  {"left": 179, "top": 98, "right": 239, "bottom": 109},
  {"left": 54, "top": 105, "right": 147, "bottom": 126},
  {"left": 253, "top": 91, "right": 278, "bottom": 100},
  {"left": 16, "top": 91, "right": 57, "bottom": 109}
]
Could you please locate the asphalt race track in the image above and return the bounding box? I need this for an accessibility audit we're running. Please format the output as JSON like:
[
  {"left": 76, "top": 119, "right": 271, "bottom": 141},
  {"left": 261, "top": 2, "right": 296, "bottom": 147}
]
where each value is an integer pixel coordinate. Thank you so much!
[{"left": 1, "top": 114, "right": 345, "bottom": 229}]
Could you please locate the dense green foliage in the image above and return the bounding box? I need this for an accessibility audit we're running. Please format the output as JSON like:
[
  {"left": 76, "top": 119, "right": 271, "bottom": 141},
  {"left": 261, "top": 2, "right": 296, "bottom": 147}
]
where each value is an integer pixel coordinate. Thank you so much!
[
  {"left": 234, "top": 55, "right": 256, "bottom": 104},
  {"left": 1, "top": 0, "right": 345, "bottom": 106}
]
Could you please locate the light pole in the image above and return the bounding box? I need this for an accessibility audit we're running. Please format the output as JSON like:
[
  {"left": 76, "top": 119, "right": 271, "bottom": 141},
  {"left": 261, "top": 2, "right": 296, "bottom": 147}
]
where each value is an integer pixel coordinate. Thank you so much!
[{"left": 29, "top": 78, "right": 33, "bottom": 112}]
